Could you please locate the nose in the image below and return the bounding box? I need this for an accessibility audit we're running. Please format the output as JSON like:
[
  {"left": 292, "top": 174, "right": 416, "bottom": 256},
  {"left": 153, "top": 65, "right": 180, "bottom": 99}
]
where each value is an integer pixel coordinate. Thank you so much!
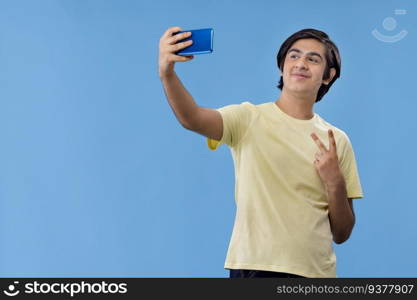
[{"left": 294, "top": 56, "right": 308, "bottom": 70}]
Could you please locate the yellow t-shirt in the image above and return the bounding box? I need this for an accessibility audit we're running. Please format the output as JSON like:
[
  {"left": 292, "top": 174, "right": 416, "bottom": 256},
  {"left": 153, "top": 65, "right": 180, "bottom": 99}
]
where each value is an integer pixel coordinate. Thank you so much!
[{"left": 207, "top": 101, "right": 363, "bottom": 278}]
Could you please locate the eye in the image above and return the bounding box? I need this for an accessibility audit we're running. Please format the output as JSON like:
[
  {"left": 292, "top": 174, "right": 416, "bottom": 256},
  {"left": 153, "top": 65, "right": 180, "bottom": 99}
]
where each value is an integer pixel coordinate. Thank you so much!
[
  {"left": 308, "top": 57, "right": 319, "bottom": 63},
  {"left": 290, "top": 54, "right": 299, "bottom": 59}
]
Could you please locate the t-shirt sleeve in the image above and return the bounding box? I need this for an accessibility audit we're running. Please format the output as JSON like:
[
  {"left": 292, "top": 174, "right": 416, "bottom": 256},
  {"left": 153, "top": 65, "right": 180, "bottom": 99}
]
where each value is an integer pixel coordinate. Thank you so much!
[
  {"left": 338, "top": 133, "right": 364, "bottom": 199},
  {"left": 207, "top": 101, "right": 254, "bottom": 150}
]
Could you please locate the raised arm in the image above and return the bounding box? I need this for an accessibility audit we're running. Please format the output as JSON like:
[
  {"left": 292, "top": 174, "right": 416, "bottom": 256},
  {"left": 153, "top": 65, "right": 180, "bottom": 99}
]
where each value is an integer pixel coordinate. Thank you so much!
[{"left": 158, "top": 26, "right": 223, "bottom": 141}]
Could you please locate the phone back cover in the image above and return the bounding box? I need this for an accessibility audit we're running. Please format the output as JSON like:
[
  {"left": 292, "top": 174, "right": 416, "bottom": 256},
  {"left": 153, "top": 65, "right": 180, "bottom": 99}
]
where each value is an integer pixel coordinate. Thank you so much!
[{"left": 176, "top": 28, "right": 213, "bottom": 55}]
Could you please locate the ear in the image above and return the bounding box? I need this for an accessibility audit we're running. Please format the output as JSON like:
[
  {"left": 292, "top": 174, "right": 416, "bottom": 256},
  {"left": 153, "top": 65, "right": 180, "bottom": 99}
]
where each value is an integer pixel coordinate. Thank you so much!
[{"left": 323, "top": 68, "right": 336, "bottom": 85}]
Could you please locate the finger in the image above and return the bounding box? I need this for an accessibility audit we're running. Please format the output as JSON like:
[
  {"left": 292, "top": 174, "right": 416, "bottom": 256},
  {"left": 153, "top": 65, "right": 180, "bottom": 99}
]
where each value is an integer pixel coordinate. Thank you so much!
[
  {"left": 328, "top": 129, "right": 337, "bottom": 152},
  {"left": 169, "top": 53, "right": 194, "bottom": 62},
  {"left": 310, "top": 133, "right": 328, "bottom": 153},
  {"left": 168, "top": 39, "right": 193, "bottom": 53},
  {"left": 167, "top": 31, "right": 192, "bottom": 45},
  {"left": 162, "top": 26, "right": 182, "bottom": 39},
  {"left": 315, "top": 152, "right": 321, "bottom": 160}
]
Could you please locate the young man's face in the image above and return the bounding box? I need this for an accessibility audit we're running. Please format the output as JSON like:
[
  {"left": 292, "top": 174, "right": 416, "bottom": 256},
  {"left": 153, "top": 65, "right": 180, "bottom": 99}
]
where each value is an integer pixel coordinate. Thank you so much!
[{"left": 282, "top": 38, "right": 335, "bottom": 98}]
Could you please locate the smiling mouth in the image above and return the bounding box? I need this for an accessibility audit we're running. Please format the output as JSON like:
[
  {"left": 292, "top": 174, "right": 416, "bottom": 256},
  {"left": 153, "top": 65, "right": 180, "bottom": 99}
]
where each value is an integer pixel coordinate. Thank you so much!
[{"left": 292, "top": 74, "right": 309, "bottom": 79}]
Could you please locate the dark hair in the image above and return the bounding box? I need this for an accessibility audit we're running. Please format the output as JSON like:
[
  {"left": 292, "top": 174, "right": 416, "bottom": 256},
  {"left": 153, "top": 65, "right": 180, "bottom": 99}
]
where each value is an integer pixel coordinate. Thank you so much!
[{"left": 276, "top": 28, "right": 341, "bottom": 102}]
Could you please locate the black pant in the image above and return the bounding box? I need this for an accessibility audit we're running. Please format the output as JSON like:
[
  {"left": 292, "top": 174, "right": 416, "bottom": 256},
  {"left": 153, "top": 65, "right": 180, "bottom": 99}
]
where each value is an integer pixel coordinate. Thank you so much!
[{"left": 229, "top": 269, "right": 305, "bottom": 278}]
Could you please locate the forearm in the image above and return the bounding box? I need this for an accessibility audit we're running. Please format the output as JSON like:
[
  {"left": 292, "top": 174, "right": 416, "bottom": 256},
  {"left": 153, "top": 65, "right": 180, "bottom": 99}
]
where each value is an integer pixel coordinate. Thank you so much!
[
  {"left": 326, "top": 176, "right": 354, "bottom": 244},
  {"left": 160, "top": 71, "right": 199, "bottom": 128}
]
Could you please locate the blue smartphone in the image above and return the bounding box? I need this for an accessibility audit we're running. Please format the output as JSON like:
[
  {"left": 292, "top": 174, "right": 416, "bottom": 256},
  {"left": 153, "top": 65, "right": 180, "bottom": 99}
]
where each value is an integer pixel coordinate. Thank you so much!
[{"left": 174, "top": 28, "right": 214, "bottom": 56}]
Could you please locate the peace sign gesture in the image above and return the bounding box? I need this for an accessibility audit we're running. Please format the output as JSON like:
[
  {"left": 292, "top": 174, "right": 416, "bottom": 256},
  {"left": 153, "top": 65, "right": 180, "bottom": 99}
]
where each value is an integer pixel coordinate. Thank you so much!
[{"left": 310, "top": 129, "right": 343, "bottom": 186}]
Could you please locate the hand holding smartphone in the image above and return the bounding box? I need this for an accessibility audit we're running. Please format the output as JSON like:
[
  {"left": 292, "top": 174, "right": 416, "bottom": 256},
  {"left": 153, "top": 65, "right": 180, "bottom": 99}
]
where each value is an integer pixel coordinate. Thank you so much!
[{"left": 174, "top": 28, "right": 214, "bottom": 56}]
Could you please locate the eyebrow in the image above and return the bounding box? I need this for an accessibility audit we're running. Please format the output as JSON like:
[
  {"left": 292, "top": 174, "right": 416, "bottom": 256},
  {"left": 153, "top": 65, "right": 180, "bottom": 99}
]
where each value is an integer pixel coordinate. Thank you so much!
[{"left": 288, "top": 48, "right": 323, "bottom": 60}]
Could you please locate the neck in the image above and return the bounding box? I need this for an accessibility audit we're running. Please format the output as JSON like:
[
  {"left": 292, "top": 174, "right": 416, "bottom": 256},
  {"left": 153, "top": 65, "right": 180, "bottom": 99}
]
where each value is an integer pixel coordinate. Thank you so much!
[{"left": 275, "top": 89, "right": 316, "bottom": 120}]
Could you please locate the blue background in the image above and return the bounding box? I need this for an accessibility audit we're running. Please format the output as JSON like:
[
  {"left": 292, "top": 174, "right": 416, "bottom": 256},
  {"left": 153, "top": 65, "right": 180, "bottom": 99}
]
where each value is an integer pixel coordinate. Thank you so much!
[{"left": 0, "top": 0, "right": 416, "bottom": 277}]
